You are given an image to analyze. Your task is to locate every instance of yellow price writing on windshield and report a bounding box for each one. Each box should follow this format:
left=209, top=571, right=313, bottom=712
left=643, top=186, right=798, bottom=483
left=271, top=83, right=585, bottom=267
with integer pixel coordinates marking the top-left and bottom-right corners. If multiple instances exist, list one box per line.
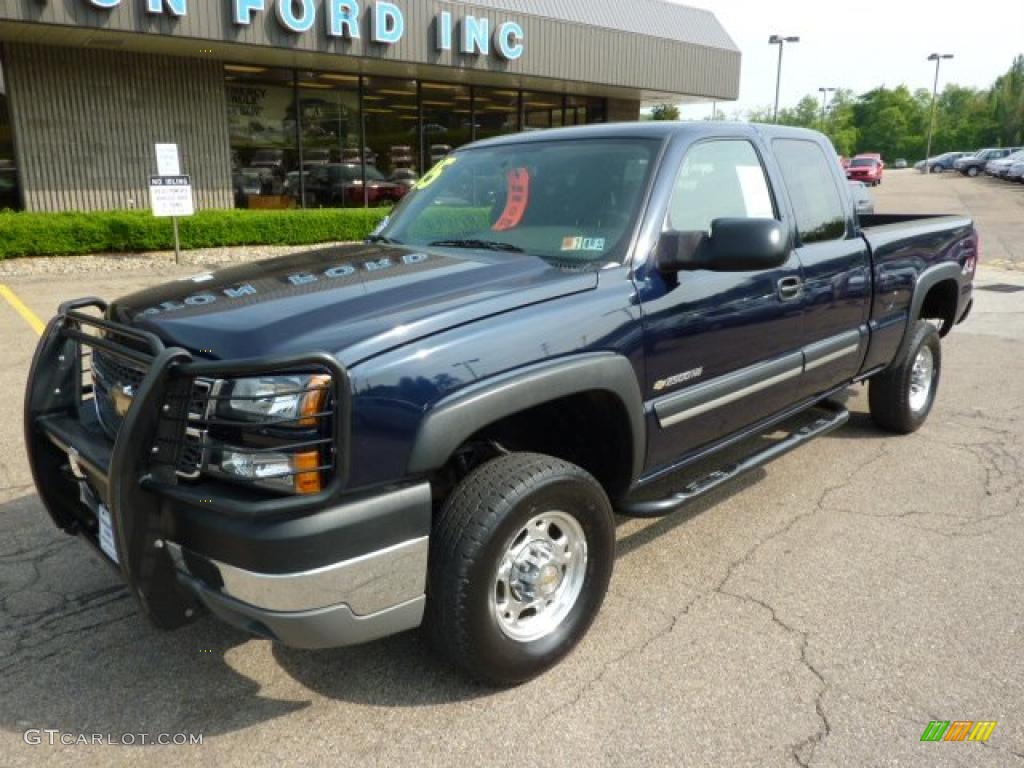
left=415, top=156, right=458, bottom=190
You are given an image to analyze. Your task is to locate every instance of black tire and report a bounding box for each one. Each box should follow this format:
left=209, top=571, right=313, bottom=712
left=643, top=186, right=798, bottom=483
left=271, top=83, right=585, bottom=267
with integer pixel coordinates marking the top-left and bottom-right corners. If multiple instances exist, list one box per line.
left=426, top=452, right=615, bottom=686
left=869, top=320, right=942, bottom=434
left=967, top=166, right=979, bottom=177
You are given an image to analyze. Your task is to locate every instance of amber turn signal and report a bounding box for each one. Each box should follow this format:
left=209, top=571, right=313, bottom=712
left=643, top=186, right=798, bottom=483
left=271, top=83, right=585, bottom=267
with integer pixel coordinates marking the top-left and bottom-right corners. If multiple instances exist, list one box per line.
left=293, top=450, right=322, bottom=495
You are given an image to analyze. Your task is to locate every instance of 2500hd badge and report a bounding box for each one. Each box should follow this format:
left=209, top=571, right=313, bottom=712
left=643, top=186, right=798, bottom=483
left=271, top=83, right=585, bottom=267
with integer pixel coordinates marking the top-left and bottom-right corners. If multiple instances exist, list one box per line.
left=25, top=123, right=976, bottom=685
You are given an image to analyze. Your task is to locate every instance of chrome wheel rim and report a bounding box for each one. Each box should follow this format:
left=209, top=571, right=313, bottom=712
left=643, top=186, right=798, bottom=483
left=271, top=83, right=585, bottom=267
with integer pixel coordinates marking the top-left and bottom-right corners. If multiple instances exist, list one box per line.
left=493, top=510, right=588, bottom=643
left=909, top=347, right=934, bottom=413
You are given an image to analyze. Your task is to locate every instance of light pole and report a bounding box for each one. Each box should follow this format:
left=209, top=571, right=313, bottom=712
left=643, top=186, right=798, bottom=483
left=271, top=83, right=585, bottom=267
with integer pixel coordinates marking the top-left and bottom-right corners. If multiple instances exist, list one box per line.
left=770, top=35, right=800, bottom=122
left=923, top=53, right=954, bottom=173
left=818, top=87, right=836, bottom=130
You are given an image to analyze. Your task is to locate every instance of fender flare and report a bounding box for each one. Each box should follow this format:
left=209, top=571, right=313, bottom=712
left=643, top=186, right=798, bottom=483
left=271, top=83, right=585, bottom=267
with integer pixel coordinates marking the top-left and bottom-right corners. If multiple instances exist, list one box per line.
left=407, top=352, right=647, bottom=481
left=898, top=261, right=964, bottom=353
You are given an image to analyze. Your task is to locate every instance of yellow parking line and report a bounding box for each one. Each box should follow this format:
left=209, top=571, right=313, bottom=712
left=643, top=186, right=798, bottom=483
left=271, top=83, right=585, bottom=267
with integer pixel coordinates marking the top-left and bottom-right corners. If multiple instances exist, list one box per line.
left=0, top=283, right=46, bottom=337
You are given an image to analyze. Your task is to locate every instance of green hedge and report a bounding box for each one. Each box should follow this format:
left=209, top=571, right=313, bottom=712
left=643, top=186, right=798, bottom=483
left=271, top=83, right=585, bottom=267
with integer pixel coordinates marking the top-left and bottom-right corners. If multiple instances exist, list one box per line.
left=0, top=208, right=391, bottom=259
left=404, top=207, right=492, bottom=242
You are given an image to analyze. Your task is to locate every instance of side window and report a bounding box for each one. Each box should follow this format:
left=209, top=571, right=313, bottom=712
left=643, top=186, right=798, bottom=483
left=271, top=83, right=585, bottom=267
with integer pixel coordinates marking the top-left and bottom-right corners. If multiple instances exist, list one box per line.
left=665, top=140, right=776, bottom=233
left=773, top=139, right=847, bottom=244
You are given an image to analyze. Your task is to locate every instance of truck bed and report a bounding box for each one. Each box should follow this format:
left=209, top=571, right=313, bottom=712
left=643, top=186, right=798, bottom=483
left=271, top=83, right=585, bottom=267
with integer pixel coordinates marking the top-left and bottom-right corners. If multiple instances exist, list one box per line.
left=859, top=213, right=975, bottom=262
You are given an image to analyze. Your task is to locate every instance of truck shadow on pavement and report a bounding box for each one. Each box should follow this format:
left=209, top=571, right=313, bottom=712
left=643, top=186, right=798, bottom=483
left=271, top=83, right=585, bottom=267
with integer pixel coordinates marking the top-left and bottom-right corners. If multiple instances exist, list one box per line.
left=272, top=470, right=768, bottom=702
left=0, top=406, right=889, bottom=736
left=0, top=490, right=493, bottom=745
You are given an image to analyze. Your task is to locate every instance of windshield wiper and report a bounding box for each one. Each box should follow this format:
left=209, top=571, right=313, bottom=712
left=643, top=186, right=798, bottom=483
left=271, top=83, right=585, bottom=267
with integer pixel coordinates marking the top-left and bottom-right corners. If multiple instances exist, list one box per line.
left=428, top=239, right=524, bottom=253
left=365, top=234, right=403, bottom=244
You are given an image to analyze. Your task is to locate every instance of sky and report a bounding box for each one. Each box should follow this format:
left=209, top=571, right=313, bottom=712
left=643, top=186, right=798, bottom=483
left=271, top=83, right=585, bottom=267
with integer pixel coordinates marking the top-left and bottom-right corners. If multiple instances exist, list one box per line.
left=676, top=0, right=1024, bottom=119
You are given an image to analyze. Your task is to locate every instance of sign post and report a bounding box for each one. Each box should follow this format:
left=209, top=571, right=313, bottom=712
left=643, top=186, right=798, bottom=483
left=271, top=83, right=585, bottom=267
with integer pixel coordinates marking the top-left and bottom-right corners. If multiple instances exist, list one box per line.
left=150, top=144, right=192, bottom=265
left=149, top=175, right=194, bottom=264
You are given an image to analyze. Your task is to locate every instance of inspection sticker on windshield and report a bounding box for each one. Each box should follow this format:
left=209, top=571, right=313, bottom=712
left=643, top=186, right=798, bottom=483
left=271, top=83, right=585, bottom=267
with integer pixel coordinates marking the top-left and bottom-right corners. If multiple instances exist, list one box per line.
left=561, top=236, right=606, bottom=252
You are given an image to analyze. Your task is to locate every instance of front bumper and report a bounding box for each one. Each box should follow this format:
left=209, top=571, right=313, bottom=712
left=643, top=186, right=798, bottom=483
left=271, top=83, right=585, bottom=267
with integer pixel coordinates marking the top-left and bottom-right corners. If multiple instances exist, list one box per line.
left=24, top=299, right=432, bottom=648
left=166, top=516, right=429, bottom=649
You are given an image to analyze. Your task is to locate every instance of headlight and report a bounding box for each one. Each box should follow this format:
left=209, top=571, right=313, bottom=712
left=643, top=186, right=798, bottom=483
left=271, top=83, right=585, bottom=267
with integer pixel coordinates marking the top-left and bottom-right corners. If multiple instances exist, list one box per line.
left=195, top=373, right=333, bottom=495
left=217, top=374, right=330, bottom=427
left=210, top=446, right=322, bottom=495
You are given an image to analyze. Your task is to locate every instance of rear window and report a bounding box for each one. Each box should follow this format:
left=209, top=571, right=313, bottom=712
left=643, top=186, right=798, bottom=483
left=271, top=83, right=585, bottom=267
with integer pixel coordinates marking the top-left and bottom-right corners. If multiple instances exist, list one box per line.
left=772, top=139, right=847, bottom=244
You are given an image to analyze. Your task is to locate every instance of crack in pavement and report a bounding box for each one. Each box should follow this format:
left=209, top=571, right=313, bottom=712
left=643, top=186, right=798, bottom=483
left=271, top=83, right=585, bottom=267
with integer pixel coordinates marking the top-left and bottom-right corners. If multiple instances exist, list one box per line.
left=549, top=442, right=902, bottom=761
left=546, top=597, right=694, bottom=721
left=717, top=589, right=831, bottom=768
left=821, top=427, right=1023, bottom=538
left=545, top=421, right=1023, bottom=760
left=706, top=444, right=893, bottom=767
left=546, top=443, right=897, bottom=759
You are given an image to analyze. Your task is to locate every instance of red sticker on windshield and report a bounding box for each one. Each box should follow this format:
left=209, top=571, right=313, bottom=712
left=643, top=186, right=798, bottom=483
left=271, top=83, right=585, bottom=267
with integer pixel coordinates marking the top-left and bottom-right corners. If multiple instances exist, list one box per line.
left=492, top=168, right=530, bottom=232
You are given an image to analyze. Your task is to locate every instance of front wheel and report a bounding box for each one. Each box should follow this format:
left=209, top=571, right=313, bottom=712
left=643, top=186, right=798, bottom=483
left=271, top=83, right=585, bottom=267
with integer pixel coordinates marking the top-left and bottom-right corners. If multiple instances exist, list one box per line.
left=868, top=320, right=942, bottom=434
left=426, top=453, right=615, bottom=686
left=966, top=166, right=979, bottom=177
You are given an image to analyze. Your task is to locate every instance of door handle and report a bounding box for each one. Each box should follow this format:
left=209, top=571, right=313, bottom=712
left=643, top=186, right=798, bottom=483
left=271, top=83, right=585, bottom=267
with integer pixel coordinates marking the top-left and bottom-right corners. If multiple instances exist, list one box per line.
left=777, top=277, right=803, bottom=301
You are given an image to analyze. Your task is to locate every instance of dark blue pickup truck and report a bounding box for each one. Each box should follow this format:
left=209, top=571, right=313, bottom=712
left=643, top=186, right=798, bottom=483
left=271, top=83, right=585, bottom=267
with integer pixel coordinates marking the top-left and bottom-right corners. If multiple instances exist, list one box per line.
left=25, top=123, right=977, bottom=684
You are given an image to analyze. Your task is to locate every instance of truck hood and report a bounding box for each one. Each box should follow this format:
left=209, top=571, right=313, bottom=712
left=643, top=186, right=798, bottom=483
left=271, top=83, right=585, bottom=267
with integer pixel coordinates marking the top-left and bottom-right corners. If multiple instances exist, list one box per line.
left=110, top=243, right=597, bottom=366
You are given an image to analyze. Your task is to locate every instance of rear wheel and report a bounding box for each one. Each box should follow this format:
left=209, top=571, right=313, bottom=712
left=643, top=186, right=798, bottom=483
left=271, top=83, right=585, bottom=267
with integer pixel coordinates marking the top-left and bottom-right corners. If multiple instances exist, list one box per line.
left=966, top=166, right=979, bottom=177
left=869, top=321, right=941, bottom=434
left=426, top=452, right=615, bottom=686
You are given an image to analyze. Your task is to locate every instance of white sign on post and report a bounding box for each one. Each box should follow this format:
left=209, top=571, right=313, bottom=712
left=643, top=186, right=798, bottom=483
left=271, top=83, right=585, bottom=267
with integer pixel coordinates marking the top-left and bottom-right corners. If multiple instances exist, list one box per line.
left=155, top=143, right=181, bottom=177
left=149, top=175, right=194, bottom=217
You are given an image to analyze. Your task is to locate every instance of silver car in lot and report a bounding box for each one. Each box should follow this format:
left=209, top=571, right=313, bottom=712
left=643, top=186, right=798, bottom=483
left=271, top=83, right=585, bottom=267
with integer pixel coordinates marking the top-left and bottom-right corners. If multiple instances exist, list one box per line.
left=847, top=180, right=875, bottom=215
left=986, top=150, right=1024, bottom=178
left=1007, top=161, right=1024, bottom=182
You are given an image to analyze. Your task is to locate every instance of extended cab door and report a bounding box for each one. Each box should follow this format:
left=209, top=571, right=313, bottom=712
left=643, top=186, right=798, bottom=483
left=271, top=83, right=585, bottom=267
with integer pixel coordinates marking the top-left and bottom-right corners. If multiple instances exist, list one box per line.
left=771, top=138, right=871, bottom=399
left=636, top=136, right=805, bottom=471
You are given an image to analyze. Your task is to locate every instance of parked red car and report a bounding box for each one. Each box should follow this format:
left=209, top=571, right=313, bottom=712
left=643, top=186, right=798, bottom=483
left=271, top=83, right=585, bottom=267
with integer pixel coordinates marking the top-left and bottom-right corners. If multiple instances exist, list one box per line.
left=305, top=163, right=408, bottom=207
left=846, top=156, right=884, bottom=186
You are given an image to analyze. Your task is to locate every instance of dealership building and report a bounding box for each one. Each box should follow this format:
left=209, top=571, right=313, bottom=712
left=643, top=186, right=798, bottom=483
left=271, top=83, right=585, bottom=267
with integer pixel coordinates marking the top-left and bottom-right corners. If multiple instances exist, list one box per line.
left=0, top=0, right=739, bottom=212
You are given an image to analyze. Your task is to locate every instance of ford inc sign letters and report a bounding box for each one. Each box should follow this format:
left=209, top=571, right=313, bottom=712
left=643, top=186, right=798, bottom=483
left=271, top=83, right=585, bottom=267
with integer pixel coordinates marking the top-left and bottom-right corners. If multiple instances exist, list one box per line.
left=79, top=0, right=526, bottom=60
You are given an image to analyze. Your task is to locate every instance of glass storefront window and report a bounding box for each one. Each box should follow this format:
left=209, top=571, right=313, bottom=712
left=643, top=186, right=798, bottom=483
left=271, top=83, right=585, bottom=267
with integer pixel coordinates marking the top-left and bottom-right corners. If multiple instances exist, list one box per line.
left=566, top=95, right=607, bottom=126
left=0, top=50, right=22, bottom=210
left=420, top=82, right=472, bottom=173
left=359, top=77, right=418, bottom=207
left=225, top=66, right=298, bottom=209
left=474, top=87, right=520, bottom=142
left=363, top=77, right=416, bottom=172
left=223, top=65, right=610, bottom=209
left=523, top=92, right=564, bottom=131
left=296, top=71, right=361, bottom=208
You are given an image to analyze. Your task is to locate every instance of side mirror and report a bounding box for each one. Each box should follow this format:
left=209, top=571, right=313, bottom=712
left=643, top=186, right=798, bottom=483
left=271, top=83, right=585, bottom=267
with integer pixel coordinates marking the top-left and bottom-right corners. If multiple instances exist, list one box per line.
left=657, top=218, right=790, bottom=273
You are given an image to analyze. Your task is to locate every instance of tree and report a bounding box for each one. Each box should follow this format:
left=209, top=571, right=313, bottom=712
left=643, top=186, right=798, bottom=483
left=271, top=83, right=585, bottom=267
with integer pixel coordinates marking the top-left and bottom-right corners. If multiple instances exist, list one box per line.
left=777, top=95, right=821, bottom=129
left=745, top=106, right=775, bottom=124
left=650, top=103, right=681, bottom=121
left=991, top=55, right=1024, bottom=146
left=735, top=55, right=1022, bottom=160
left=823, top=88, right=858, bottom=156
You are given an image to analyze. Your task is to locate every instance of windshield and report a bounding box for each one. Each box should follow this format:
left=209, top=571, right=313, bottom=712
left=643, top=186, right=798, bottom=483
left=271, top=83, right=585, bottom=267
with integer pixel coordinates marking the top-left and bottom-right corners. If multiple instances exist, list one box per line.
left=378, top=139, right=660, bottom=266
left=850, top=158, right=877, bottom=168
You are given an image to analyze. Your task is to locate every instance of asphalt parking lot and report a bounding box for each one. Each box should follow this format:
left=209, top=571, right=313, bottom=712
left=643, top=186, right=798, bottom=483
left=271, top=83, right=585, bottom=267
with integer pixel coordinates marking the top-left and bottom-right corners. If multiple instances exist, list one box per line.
left=1, top=171, right=1022, bottom=767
